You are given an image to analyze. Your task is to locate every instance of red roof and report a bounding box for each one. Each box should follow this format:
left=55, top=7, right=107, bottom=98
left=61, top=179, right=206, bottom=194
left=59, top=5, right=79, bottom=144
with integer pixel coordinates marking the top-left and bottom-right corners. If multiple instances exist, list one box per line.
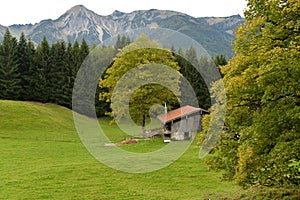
left=157, top=105, right=205, bottom=124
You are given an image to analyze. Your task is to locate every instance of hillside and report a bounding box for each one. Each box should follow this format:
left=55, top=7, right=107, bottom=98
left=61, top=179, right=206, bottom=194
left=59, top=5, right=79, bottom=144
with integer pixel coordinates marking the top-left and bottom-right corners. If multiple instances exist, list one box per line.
left=0, top=5, right=244, bottom=57
left=0, top=100, right=78, bottom=141
left=1, top=101, right=298, bottom=199
left=0, top=100, right=242, bottom=199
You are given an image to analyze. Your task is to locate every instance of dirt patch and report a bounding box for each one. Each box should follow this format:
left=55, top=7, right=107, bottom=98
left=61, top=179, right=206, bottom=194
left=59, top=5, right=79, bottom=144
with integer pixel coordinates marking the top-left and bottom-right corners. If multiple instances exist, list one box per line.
left=104, top=139, right=138, bottom=147
left=118, top=139, right=138, bottom=145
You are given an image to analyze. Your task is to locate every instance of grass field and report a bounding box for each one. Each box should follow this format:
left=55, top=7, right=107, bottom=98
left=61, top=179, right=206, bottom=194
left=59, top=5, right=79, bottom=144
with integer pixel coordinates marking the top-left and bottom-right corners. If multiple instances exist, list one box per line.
left=3, top=100, right=292, bottom=199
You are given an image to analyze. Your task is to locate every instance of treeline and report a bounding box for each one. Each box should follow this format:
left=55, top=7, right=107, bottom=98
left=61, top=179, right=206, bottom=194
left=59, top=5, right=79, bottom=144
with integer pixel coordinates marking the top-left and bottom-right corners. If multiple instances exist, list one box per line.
left=0, top=29, right=89, bottom=108
left=0, top=28, right=225, bottom=116
left=176, top=47, right=226, bottom=109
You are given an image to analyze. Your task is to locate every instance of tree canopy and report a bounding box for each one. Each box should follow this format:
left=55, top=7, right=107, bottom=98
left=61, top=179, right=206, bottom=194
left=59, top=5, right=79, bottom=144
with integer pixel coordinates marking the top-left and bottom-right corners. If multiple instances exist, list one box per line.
left=99, top=35, right=181, bottom=131
left=204, top=0, right=300, bottom=187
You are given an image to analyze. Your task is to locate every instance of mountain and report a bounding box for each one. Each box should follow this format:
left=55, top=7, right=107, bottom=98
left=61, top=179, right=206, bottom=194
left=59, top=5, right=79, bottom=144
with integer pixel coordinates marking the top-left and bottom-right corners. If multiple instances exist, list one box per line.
left=2, top=5, right=244, bottom=57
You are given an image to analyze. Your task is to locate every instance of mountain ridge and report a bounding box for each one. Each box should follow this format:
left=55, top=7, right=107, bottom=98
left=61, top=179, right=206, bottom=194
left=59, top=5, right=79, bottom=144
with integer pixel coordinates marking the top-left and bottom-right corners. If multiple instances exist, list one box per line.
left=0, top=5, right=244, bottom=57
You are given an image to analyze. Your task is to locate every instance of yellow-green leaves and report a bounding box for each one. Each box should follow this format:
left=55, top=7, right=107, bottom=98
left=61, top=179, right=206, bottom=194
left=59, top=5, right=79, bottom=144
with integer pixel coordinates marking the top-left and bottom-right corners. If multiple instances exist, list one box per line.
left=207, top=0, right=300, bottom=187
left=99, top=35, right=181, bottom=129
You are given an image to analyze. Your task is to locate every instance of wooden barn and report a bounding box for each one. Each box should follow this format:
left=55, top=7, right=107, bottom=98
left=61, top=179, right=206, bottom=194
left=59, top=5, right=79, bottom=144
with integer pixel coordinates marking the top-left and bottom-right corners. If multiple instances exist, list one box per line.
left=157, top=105, right=208, bottom=141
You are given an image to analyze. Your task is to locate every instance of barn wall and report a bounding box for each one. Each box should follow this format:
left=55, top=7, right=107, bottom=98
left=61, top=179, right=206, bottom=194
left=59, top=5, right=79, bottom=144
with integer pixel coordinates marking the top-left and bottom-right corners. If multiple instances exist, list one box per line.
left=170, top=114, right=201, bottom=140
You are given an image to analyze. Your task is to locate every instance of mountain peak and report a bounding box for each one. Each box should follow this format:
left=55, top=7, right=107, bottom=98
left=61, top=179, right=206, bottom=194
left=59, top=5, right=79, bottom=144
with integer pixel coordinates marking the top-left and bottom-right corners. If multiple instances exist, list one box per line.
left=3, top=6, right=244, bottom=58
left=112, top=10, right=125, bottom=16
left=69, top=5, right=87, bottom=11
left=66, top=5, right=93, bottom=16
left=59, top=4, right=100, bottom=23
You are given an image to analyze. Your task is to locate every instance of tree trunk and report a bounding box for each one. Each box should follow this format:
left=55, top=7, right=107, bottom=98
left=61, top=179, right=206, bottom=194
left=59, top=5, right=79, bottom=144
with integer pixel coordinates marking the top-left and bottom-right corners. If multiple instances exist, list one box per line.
left=141, top=114, right=146, bottom=134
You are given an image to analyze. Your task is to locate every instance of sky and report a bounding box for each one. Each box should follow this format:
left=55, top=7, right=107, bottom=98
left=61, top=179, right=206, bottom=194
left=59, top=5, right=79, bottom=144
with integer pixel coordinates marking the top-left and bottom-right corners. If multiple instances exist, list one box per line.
left=0, top=0, right=248, bottom=26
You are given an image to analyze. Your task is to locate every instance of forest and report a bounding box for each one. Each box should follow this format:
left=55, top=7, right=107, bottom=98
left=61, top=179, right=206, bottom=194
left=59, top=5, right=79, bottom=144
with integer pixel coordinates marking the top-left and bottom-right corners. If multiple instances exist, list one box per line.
left=0, top=30, right=222, bottom=117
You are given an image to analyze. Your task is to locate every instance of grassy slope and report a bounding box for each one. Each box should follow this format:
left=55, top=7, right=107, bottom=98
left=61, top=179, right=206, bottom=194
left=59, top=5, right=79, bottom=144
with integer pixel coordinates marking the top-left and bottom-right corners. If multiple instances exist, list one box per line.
left=0, top=100, right=243, bottom=199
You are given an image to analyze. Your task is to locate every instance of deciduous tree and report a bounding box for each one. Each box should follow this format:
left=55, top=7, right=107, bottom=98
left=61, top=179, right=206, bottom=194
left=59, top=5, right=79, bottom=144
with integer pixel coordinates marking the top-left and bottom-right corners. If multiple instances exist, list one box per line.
left=205, top=0, right=300, bottom=187
left=100, top=35, right=181, bottom=132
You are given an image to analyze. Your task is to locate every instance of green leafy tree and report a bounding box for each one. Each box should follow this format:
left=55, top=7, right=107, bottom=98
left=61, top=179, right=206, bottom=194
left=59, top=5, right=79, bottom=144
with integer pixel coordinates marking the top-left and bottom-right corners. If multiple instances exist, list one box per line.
left=0, top=29, right=21, bottom=99
left=100, top=35, right=181, bottom=132
left=95, top=36, right=131, bottom=117
left=94, top=46, right=115, bottom=117
left=205, top=0, right=300, bottom=187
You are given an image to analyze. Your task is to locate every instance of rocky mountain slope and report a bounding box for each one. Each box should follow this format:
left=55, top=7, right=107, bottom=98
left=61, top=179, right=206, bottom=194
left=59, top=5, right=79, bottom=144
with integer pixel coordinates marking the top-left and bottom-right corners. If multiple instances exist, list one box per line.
left=1, top=5, right=244, bottom=57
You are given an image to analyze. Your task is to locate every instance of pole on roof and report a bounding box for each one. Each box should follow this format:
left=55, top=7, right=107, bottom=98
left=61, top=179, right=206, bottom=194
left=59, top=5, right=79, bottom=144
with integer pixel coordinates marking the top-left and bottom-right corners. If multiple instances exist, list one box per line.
left=164, top=102, right=167, bottom=114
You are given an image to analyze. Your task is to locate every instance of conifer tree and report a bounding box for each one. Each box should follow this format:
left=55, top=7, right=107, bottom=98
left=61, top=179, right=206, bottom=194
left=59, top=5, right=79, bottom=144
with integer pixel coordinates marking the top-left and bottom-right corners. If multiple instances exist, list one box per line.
left=176, top=46, right=211, bottom=109
left=48, top=41, right=67, bottom=105
left=17, top=32, right=33, bottom=100
left=115, top=34, right=131, bottom=53
left=32, top=37, right=50, bottom=102
left=80, top=38, right=89, bottom=63
left=63, top=42, right=75, bottom=108
left=0, top=29, right=21, bottom=99
left=25, top=39, right=36, bottom=101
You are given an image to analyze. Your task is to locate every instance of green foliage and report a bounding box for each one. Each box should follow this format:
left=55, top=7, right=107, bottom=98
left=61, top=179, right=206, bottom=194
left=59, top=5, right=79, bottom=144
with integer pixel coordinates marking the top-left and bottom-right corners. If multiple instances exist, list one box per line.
left=175, top=46, right=211, bottom=109
left=100, top=35, right=181, bottom=129
left=214, top=54, right=227, bottom=77
left=0, top=29, right=21, bottom=99
left=205, top=0, right=300, bottom=187
left=72, top=45, right=115, bottom=117
left=214, top=54, right=227, bottom=67
left=17, top=33, right=35, bottom=100
left=32, top=37, right=50, bottom=102
left=80, top=38, right=89, bottom=61
left=198, top=114, right=210, bottom=144
left=0, top=33, right=95, bottom=109
left=0, top=31, right=134, bottom=116
left=114, top=34, right=131, bottom=52
left=48, top=41, right=67, bottom=104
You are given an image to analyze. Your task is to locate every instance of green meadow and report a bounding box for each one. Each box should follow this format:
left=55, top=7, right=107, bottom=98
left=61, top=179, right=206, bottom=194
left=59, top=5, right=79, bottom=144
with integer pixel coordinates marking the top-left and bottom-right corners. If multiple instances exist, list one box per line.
left=5, top=100, right=295, bottom=199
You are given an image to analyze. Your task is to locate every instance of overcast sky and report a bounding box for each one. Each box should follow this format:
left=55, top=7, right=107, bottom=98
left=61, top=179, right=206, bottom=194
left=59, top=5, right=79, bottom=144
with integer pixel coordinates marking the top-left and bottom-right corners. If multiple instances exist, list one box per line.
left=0, top=0, right=248, bottom=26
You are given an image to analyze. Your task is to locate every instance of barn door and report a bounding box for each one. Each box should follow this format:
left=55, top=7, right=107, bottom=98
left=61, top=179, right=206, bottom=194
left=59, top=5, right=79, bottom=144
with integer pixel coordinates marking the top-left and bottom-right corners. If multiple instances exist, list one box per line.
left=184, top=132, right=190, bottom=140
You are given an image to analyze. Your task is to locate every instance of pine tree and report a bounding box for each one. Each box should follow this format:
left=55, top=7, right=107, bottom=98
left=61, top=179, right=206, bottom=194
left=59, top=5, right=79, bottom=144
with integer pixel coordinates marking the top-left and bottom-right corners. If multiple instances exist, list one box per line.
left=114, top=34, right=131, bottom=53
left=176, top=46, right=211, bottom=109
left=214, top=54, right=227, bottom=67
left=72, top=40, right=81, bottom=72
left=80, top=38, right=89, bottom=63
left=214, top=54, right=227, bottom=77
left=0, top=29, right=21, bottom=99
left=64, top=42, right=75, bottom=108
left=32, top=37, right=50, bottom=102
left=25, top=39, right=36, bottom=101
left=48, top=41, right=67, bottom=105
left=17, top=32, right=33, bottom=100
